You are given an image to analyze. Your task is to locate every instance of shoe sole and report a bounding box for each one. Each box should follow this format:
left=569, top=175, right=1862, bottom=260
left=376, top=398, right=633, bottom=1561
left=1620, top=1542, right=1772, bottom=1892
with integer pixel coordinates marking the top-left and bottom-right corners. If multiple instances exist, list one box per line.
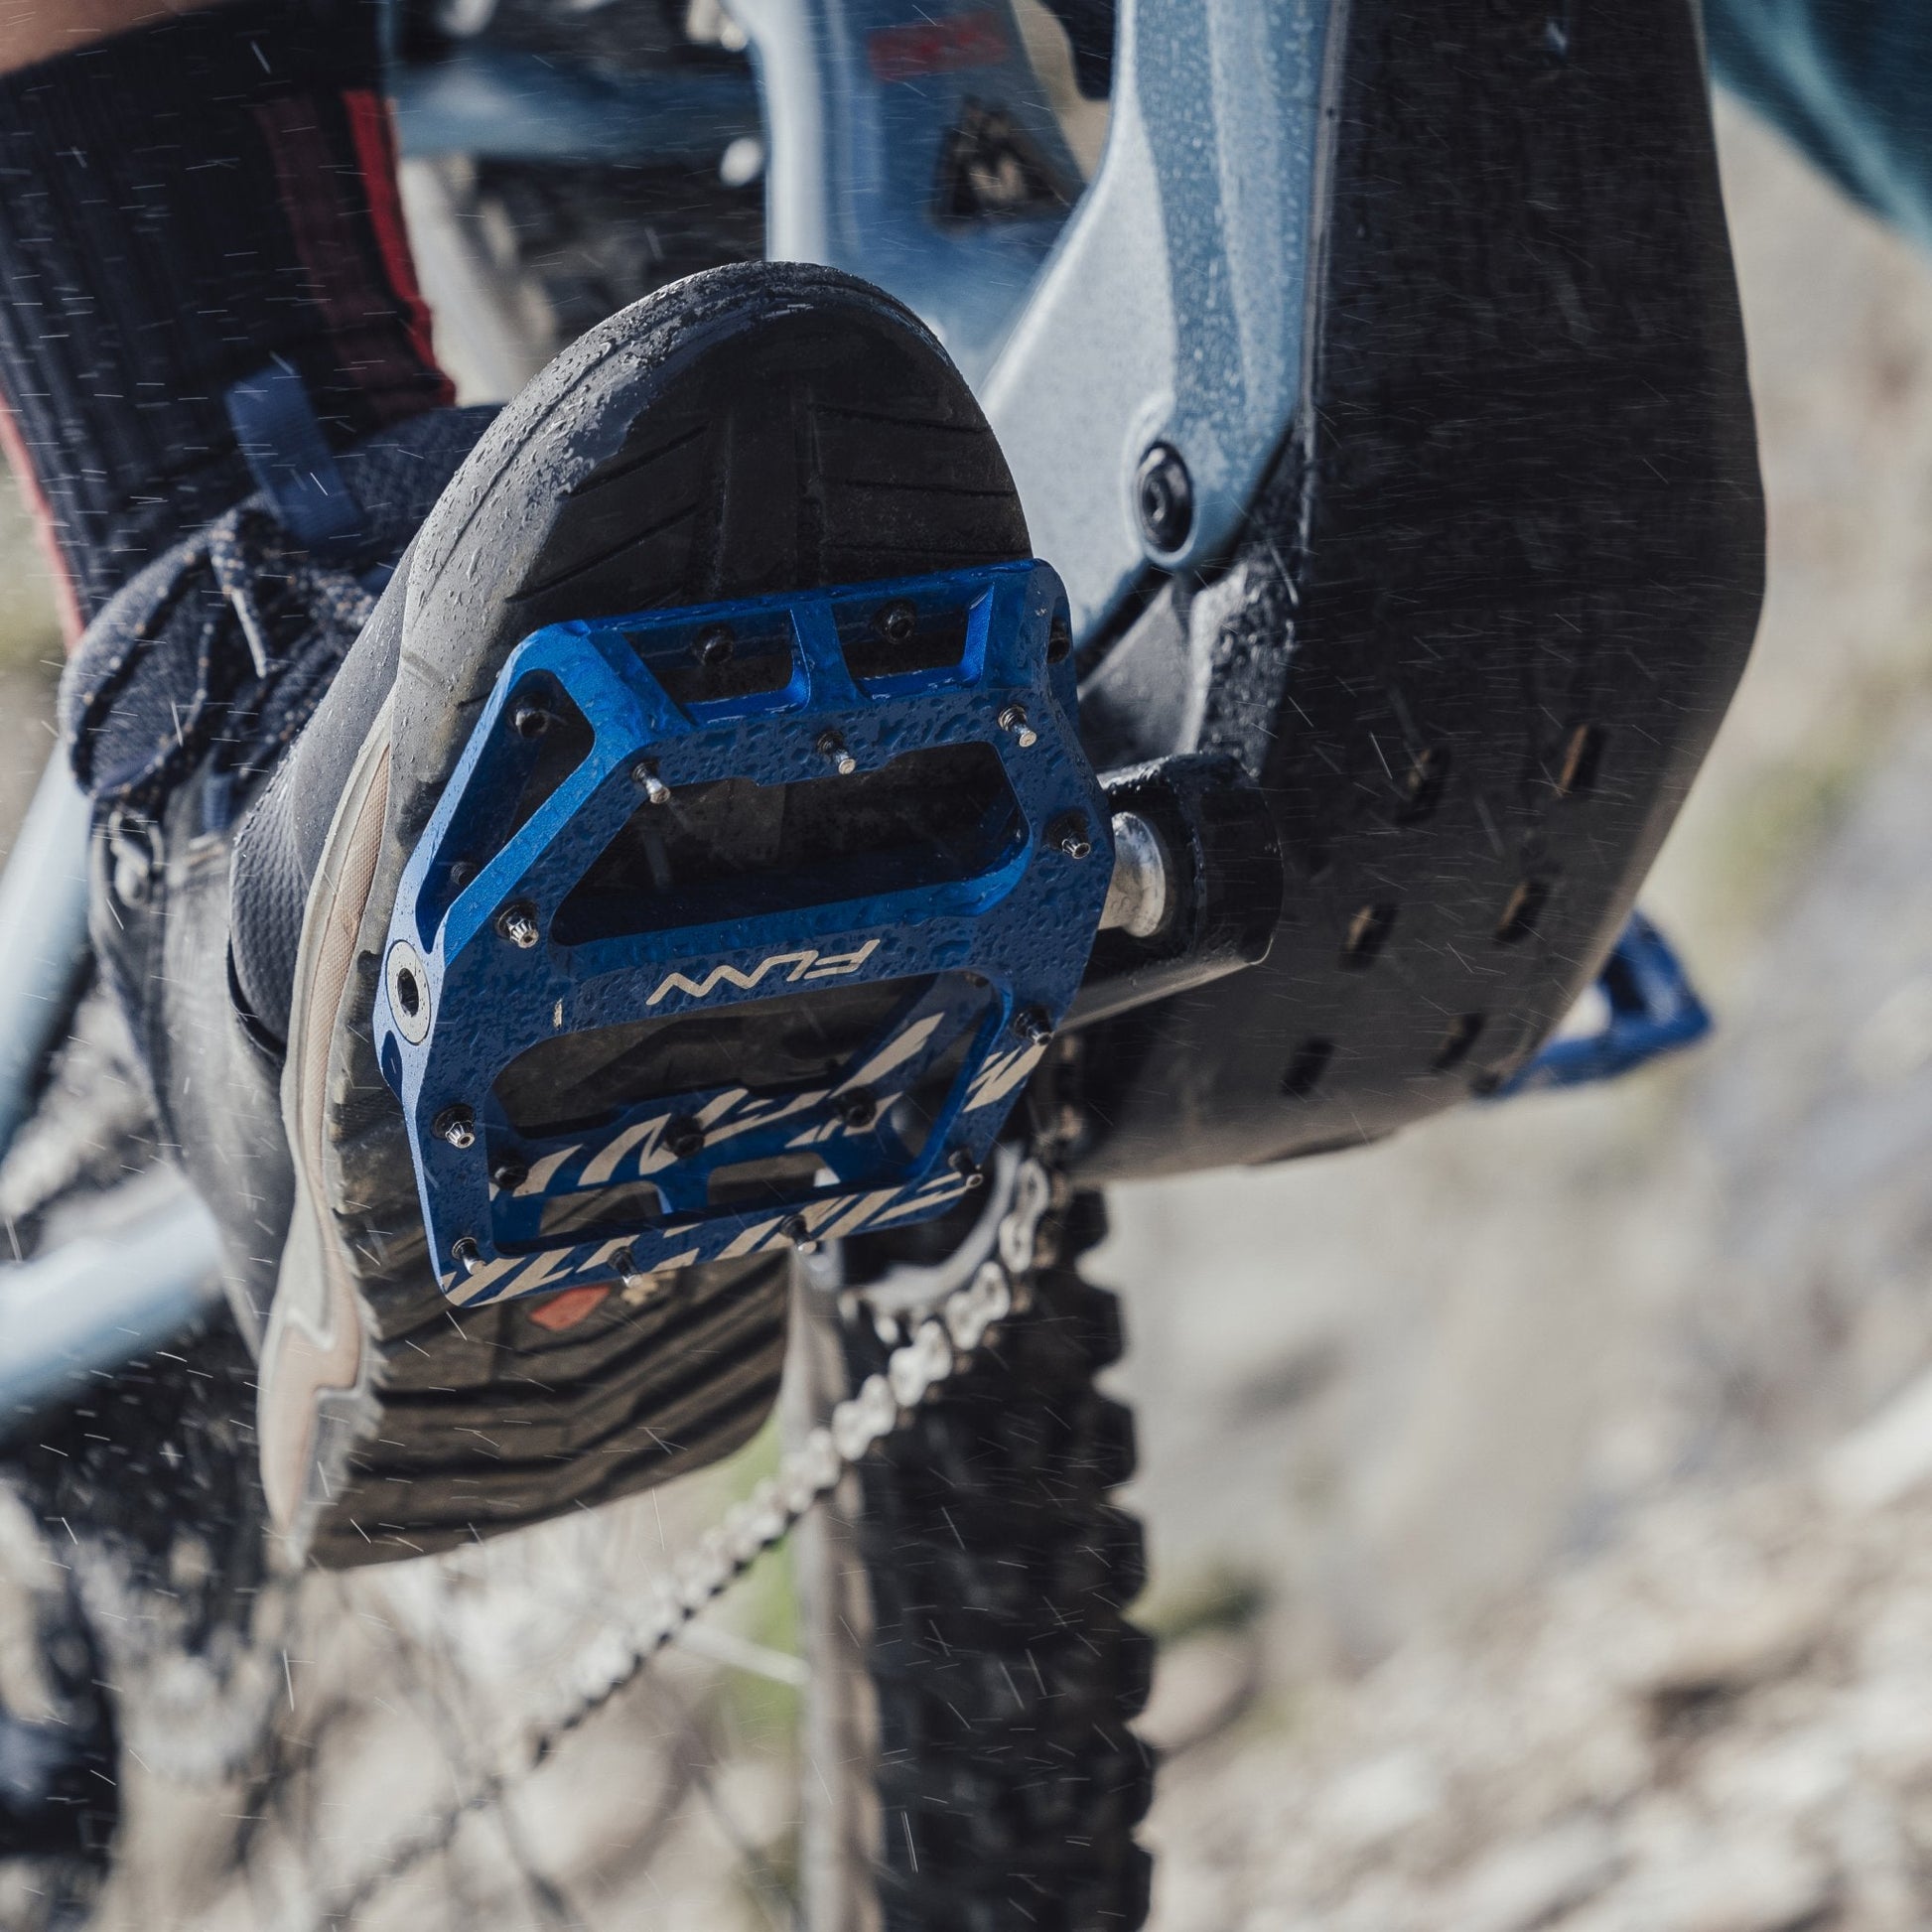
left=260, top=263, right=1031, bottom=1567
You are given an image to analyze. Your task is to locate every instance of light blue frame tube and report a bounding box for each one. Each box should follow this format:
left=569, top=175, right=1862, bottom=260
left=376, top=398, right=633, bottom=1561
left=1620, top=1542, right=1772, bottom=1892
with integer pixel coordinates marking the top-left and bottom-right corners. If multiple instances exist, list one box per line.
left=0, top=752, right=224, bottom=1438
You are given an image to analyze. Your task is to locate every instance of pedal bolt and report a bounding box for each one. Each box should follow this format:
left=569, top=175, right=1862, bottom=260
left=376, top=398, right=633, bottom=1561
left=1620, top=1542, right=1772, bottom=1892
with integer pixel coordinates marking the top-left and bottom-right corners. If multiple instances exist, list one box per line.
left=1015, top=1006, right=1052, bottom=1047
left=816, top=730, right=857, bottom=775
left=947, top=1149, right=986, bottom=1189
left=496, top=901, right=542, bottom=949
left=780, top=1213, right=818, bottom=1252
left=490, top=1157, right=528, bottom=1191
left=998, top=703, right=1038, bottom=749
left=1135, top=441, right=1194, bottom=555
left=510, top=701, right=552, bottom=740
left=694, top=623, right=734, bottom=667
left=836, top=1088, right=877, bottom=1130
left=629, top=758, right=673, bottom=806
left=875, top=599, right=916, bottom=644
left=1049, top=813, right=1093, bottom=860
left=666, top=1114, right=706, bottom=1161
left=435, top=1105, right=477, bottom=1151
left=451, top=1236, right=480, bottom=1275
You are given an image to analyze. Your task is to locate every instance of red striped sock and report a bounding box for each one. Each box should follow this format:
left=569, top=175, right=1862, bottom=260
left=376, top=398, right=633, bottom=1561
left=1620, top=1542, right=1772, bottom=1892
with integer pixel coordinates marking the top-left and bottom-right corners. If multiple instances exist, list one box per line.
left=0, top=0, right=453, bottom=638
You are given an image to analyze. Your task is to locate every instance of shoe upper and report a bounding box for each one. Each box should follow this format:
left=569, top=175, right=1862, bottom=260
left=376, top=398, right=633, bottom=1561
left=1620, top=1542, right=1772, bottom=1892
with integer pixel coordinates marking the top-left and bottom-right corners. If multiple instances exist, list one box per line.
left=61, top=404, right=494, bottom=1345
left=61, top=403, right=495, bottom=830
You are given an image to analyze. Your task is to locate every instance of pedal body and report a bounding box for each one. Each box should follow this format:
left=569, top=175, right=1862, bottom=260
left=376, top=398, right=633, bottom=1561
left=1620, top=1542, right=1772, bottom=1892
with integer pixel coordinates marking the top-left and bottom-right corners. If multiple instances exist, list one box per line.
left=375, top=561, right=1110, bottom=1307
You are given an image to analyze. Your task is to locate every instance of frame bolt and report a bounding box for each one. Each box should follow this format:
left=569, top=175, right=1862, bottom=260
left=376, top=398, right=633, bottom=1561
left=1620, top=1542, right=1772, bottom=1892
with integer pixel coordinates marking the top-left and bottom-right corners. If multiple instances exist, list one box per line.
left=496, top=901, right=542, bottom=949
left=836, top=1087, right=878, bottom=1130
left=435, top=1105, right=477, bottom=1151
left=490, top=1156, right=528, bottom=1191
left=665, top=1115, right=706, bottom=1162
left=694, top=623, right=734, bottom=667
left=510, top=701, right=552, bottom=740
left=1049, top=814, right=1094, bottom=861
left=947, top=1149, right=986, bottom=1189
left=1015, top=1007, right=1052, bottom=1048
left=998, top=703, right=1038, bottom=748
left=631, top=759, right=672, bottom=806
left=816, top=731, right=858, bottom=775
left=1135, top=441, right=1194, bottom=555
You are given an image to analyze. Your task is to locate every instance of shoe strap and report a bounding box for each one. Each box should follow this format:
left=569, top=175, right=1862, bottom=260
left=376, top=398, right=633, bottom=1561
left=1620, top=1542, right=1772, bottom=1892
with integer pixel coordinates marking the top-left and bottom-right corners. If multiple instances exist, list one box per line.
left=223, top=364, right=369, bottom=567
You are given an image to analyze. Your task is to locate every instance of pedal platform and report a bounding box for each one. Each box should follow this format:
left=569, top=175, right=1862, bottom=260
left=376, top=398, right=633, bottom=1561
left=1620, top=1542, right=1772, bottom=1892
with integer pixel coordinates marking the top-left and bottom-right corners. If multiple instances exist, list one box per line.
left=374, top=561, right=1113, bottom=1308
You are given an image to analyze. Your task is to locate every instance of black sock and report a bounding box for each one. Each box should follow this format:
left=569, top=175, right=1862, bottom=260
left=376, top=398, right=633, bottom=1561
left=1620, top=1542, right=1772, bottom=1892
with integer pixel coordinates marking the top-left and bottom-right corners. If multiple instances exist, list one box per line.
left=0, top=0, right=452, bottom=637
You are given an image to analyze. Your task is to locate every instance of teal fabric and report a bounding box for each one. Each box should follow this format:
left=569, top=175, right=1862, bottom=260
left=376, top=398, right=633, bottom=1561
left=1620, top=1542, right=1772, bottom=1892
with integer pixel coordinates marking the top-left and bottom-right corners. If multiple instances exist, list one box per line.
left=1705, top=0, right=1932, bottom=249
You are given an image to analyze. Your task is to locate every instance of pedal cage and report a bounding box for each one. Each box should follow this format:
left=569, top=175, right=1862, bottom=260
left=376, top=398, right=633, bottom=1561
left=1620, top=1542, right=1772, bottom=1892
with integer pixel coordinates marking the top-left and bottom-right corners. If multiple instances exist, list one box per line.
left=374, top=561, right=1112, bottom=1307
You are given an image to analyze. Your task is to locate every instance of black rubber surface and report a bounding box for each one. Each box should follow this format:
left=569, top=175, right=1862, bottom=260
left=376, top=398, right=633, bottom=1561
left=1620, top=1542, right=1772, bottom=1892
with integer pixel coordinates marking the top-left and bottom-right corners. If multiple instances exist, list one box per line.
left=843, top=1193, right=1155, bottom=1932
left=305, top=264, right=1034, bottom=1563
left=1073, top=0, right=1764, bottom=1177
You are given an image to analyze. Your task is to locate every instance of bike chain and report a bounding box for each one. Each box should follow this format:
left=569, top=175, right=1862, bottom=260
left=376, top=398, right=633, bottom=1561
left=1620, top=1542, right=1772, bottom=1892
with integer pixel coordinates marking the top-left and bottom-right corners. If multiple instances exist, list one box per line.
left=310, top=1155, right=1063, bottom=1926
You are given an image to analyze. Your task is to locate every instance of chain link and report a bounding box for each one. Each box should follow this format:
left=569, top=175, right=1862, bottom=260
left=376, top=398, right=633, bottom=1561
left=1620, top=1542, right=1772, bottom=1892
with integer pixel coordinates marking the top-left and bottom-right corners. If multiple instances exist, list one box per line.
left=523, top=1154, right=1052, bottom=1747
left=309, top=1154, right=1061, bottom=1926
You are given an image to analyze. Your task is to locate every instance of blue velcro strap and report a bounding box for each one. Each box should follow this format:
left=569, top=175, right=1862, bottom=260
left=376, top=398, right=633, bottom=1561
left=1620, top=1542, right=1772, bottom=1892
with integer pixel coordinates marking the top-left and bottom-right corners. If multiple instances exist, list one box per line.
left=223, top=364, right=368, bottom=563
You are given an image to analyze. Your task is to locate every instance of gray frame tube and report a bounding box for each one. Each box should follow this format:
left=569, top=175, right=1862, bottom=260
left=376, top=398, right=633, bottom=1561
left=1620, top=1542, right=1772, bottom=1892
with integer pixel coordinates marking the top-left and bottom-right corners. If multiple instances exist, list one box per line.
left=0, top=752, right=92, bottom=1163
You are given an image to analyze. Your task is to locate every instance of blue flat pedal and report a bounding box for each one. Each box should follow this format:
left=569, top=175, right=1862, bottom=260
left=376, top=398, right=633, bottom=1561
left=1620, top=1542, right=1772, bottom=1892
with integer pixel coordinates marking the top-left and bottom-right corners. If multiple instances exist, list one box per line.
left=374, top=560, right=1111, bottom=1307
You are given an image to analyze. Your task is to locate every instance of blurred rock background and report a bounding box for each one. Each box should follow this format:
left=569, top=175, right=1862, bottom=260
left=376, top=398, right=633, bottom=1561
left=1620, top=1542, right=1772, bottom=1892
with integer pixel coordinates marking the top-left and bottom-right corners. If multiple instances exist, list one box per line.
left=5, top=86, right=1932, bottom=1932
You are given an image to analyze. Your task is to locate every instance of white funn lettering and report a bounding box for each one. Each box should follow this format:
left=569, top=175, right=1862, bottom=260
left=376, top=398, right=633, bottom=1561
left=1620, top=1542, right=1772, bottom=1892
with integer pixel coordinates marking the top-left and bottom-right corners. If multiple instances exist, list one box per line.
left=646, top=939, right=880, bottom=1007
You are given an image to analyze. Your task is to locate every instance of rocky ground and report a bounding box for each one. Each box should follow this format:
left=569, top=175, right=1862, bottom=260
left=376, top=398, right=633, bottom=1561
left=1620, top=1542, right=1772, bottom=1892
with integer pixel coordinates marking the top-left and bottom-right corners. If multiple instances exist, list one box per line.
left=4, top=83, right=1932, bottom=1932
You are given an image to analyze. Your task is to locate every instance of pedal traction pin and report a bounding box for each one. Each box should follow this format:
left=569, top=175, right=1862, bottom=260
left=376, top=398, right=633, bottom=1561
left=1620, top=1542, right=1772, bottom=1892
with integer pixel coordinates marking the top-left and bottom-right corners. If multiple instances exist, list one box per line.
left=816, top=730, right=857, bottom=775
left=435, top=1105, right=476, bottom=1151
left=496, top=901, right=541, bottom=949
left=1049, top=812, right=1093, bottom=861
left=998, top=702, right=1038, bottom=749
left=630, top=759, right=672, bottom=806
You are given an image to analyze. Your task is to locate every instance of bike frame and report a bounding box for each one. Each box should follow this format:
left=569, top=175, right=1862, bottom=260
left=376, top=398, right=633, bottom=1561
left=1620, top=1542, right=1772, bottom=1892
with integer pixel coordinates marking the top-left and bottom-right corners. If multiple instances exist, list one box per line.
left=0, top=0, right=1710, bottom=1432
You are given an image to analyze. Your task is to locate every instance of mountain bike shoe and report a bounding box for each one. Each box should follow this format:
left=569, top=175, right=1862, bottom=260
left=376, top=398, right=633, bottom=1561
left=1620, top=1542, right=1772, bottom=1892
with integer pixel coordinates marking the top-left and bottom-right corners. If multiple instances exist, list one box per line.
left=233, top=264, right=1052, bottom=1566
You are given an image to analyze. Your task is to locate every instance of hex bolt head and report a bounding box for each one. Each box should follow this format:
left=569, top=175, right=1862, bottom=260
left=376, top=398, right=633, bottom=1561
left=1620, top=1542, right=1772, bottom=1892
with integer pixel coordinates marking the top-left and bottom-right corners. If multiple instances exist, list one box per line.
left=496, top=901, right=542, bottom=949
left=947, top=1149, right=986, bottom=1189
left=665, top=1115, right=706, bottom=1162
left=836, top=1088, right=877, bottom=1130
left=1015, top=1006, right=1053, bottom=1048
left=1049, top=813, right=1094, bottom=861
left=490, top=1157, right=528, bottom=1191
left=510, top=701, right=552, bottom=740
left=816, top=730, right=858, bottom=775
left=1136, top=441, right=1195, bottom=555
left=998, top=703, right=1038, bottom=749
left=630, top=759, right=672, bottom=806
left=451, top=1236, right=481, bottom=1274
left=434, top=1105, right=477, bottom=1151
left=694, top=623, right=734, bottom=667
left=875, top=599, right=916, bottom=644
